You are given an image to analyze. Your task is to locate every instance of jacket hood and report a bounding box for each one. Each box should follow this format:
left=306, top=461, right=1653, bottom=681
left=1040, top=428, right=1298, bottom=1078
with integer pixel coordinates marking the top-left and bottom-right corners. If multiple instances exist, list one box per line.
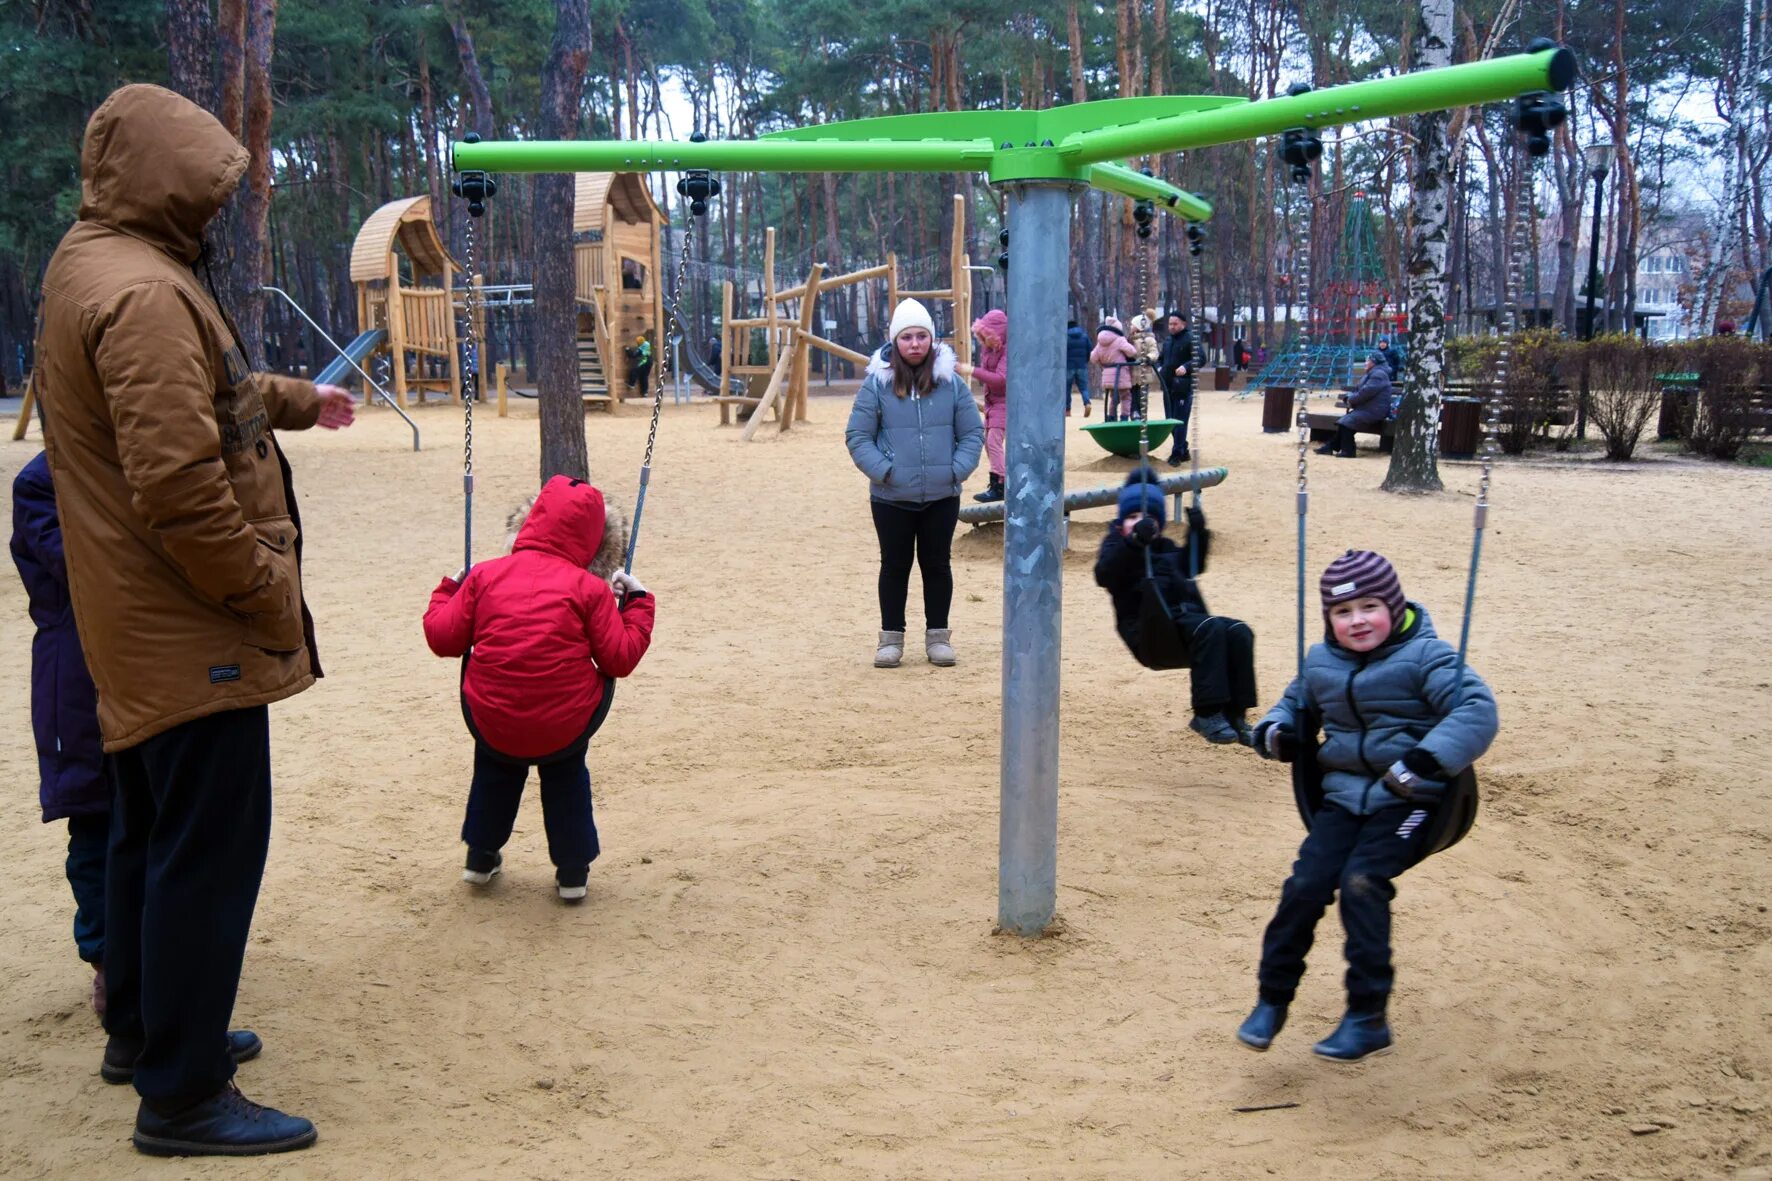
left=513, top=475, right=607, bottom=569
left=1097, top=326, right=1127, bottom=344
left=866, top=341, right=957, bottom=383
left=1323, top=600, right=1437, bottom=652
left=971, top=307, right=1008, bottom=342
left=78, top=84, right=250, bottom=264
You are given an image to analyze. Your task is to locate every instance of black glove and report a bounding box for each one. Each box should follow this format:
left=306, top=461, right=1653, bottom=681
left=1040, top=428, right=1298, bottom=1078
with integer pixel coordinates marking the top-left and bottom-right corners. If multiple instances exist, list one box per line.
left=1130, top=516, right=1161, bottom=546
left=1255, top=722, right=1298, bottom=763
left=1384, top=748, right=1449, bottom=803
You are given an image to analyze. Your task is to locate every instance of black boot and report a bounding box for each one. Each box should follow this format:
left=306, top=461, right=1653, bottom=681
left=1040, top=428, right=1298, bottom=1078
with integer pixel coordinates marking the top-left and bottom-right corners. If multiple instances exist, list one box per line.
left=974, top=474, right=1004, bottom=503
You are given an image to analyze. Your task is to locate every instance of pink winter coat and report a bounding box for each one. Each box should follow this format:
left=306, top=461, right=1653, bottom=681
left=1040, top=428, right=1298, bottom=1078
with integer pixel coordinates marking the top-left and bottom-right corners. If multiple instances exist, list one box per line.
left=971, top=308, right=1008, bottom=429
left=1091, top=326, right=1138, bottom=390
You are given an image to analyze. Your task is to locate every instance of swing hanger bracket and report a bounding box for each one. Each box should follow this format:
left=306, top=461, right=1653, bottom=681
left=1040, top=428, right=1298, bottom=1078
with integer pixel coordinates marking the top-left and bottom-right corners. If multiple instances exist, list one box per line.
left=451, top=133, right=498, bottom=218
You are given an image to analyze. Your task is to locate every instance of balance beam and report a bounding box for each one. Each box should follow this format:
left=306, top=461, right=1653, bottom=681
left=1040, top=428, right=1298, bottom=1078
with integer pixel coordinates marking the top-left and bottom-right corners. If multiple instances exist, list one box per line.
left=958, top=466, right=1229, bottom=527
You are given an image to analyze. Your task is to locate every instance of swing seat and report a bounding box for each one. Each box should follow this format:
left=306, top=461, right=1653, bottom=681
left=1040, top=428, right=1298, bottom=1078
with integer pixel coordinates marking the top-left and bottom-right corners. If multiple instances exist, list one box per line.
left=1131, top=577, right=1195, bottom=670
left=1289, top=710, right=1479, bottom=863
left=1080, top=418, right=1183, bottom=459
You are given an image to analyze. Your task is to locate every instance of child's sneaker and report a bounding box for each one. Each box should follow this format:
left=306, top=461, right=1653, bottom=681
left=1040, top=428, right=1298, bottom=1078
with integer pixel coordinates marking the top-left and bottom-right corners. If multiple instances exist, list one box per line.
left=1189, top=712, right=1240, bottom=744
left=556, top=865, right=589, bottom=904
left=462, top=848, right=503, bottom=885
left=1236, top=1000, right=1288, bottom=1051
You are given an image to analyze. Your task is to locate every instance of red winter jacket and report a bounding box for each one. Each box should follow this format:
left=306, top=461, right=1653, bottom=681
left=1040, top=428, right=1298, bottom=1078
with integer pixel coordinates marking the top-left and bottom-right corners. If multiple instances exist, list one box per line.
left=423, top=476, right=655, bottom=759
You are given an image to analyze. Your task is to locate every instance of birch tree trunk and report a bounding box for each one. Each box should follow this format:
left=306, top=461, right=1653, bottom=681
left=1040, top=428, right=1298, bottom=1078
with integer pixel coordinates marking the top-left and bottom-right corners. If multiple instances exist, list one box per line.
left=535, top=0, right=593, bottom=483
left=1383, top=0, right=1453, bottom=493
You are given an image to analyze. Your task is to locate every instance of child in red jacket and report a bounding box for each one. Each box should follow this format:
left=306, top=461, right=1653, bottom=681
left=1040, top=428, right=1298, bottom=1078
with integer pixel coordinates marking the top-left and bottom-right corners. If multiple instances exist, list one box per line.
left=423, top=476, right=655, bottom=902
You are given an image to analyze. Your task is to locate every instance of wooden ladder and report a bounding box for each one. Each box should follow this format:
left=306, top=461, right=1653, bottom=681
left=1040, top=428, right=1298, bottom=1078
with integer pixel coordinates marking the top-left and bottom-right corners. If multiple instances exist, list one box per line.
left=577, top=330, right=612, bottom=409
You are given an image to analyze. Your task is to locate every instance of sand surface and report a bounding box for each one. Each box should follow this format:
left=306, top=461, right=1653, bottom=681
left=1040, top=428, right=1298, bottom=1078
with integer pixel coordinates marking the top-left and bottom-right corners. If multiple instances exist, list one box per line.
left=1, top=388, right=1767, bottom=1179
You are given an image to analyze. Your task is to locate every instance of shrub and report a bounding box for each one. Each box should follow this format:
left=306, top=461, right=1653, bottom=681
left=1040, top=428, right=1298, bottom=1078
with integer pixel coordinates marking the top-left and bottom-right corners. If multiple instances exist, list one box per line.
left=1493, top=328, right=1572, bottom=456
left=1686, top=337, right=1765, bottom=461
left=1581, top=335, right=1661, bottom=460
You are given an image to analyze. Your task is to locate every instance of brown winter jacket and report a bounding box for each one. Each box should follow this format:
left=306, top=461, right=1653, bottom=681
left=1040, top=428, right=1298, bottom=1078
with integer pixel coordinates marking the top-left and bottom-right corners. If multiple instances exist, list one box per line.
left=36, top=84, right=324, bottom=752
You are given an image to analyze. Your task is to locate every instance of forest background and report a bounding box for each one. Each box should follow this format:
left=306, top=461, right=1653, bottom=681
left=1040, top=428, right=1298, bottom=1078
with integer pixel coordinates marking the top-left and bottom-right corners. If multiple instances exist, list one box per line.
left=1, top=0, right=1767, bottom=392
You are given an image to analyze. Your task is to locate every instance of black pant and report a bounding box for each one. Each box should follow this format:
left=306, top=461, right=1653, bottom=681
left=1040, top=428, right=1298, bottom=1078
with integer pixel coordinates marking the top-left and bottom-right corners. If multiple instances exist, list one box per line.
left=1162, top=378, right=1194, bottom=454
left=462, top=742, right=600, bottom=871
left=105, top=706, right=272, bottom=1108
left=871, top=496, right=960, bottom=631
left=66, top=812, right=109, bottom=965
left=1257, top=802, right=1421, bottom=1012
left=1180, top=614, right=1257, bottom=714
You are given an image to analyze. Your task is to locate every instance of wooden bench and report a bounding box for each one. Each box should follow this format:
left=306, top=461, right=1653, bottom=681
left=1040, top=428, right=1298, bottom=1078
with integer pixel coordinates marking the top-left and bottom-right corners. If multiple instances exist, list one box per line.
left=1443, top=381, right=1576, bottom=427
left=1304, top=411, right=1396, bottom=453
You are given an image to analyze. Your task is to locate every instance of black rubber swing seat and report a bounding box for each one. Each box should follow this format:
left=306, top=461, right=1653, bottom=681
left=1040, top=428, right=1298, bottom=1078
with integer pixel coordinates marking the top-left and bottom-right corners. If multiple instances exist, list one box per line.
left=1288, top=708, right=1479, bottom=864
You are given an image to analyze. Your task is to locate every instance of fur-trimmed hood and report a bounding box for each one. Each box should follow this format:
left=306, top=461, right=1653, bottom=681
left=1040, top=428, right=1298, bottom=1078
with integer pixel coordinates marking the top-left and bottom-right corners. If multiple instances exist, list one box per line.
left=505, top=484, right=629, bottom=578
left=865, top=340, right=958, bottom=385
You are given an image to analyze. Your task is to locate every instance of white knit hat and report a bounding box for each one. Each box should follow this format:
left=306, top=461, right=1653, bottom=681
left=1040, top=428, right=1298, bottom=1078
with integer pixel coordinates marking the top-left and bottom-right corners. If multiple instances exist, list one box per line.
left=887, top=298, right=935, bottom=344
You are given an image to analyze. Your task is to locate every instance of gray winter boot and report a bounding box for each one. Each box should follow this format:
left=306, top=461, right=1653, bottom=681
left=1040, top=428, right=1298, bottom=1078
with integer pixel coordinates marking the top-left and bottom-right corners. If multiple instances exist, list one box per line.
left=925, top=628, right=957, bottom=666
left=874, top=630, right=905, bottom=668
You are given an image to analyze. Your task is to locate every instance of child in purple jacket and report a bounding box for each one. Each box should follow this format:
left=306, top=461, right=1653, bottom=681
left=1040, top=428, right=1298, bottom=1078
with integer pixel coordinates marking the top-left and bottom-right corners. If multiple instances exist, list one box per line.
left=11, top=450, right=108, bottom=1017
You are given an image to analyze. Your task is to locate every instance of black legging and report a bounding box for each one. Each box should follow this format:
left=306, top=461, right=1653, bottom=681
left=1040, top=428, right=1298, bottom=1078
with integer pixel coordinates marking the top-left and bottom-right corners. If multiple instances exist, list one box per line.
left=871, top=496, right=960, bottom=631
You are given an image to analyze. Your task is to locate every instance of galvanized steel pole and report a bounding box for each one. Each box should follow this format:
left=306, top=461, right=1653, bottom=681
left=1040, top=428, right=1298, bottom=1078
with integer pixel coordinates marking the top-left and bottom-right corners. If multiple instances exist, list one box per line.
left=998, top=181, right=1077, bottom=937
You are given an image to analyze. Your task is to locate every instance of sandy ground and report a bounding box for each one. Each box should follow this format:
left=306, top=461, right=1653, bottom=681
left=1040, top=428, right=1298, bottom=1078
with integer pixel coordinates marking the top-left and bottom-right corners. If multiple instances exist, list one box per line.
left=0, top=387, right=1768, bottom=1180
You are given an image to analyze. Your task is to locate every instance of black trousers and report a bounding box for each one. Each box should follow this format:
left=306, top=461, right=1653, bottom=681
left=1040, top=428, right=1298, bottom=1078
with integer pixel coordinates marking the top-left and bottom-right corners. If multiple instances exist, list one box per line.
left=105, top=706, right=272, bottom=1108
left=462, top=741, right=600, bottom=871
left=871, top=496, right=960, bottom=631
left=1257, top=802, right=1422, bottom=1012
left=1180, top=614, right=1257, bottom=714
left=1162, top=378, right=1194, bottom=454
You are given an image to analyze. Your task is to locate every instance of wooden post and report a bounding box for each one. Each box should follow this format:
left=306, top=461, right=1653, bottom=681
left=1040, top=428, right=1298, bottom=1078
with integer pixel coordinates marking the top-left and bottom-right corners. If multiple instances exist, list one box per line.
left=497, top=362, right=509, bottom=417
left=740, top=346, right=797, bottom=442
left=764, top=228, right=779, bottom=384
left=445, top=268, right=467, bottom=404
left=11, top=374, right=34, bottom=441
left=789, top=263, right=825, bottom=426
left=385, top=253, right=410, bottom=409
left=887, top=251, right=900, bottom=321
left=950, top=194, right=971, bottom=363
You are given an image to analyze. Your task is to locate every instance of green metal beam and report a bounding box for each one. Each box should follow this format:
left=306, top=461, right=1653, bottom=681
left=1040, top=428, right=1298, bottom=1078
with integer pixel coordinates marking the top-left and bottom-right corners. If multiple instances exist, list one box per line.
left=449, top=45, right=1574, bottom=219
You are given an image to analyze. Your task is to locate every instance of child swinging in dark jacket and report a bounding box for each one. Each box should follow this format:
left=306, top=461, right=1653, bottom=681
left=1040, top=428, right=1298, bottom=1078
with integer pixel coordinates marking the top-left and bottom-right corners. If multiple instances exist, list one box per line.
left=1093, top=468, right=1258, bottom=745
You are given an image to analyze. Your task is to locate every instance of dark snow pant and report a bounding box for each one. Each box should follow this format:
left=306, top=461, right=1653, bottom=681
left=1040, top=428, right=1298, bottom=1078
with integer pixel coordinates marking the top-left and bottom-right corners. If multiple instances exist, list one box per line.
left=1179, top=614, right=1257, bottom=715
left=871, top=496, right=960, bottom=631
left=105, top=706, right=272, bottom=1111
left=66, top=812, right=109, bottom=965
left=462, top=741, right=600, bottom=872
left=1257, top=802, right=1421, bottom=1013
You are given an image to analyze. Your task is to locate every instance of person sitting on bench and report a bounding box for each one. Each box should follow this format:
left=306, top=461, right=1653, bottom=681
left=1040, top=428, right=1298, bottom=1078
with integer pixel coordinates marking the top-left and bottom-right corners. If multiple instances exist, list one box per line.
left=1318, top=352, right=1393, bottom=458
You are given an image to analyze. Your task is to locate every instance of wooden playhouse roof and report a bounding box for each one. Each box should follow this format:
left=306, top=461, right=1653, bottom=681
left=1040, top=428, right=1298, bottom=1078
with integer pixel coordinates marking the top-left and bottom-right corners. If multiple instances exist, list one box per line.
left=573, top=173, right=664, bottom=234
left=349, top=196, right=459, bottom=283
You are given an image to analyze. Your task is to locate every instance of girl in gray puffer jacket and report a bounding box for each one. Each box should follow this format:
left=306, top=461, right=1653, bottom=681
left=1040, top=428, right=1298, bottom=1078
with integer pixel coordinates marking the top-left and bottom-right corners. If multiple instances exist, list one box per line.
left=846, top=299, right=986, bottom=669
left=1238, top=550, right=1498, bottom=1065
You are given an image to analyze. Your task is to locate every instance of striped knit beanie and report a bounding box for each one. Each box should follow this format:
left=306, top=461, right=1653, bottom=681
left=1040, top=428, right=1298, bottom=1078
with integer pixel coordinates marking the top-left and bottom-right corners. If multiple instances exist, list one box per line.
left=1320, top=550, right=1405, bottom=626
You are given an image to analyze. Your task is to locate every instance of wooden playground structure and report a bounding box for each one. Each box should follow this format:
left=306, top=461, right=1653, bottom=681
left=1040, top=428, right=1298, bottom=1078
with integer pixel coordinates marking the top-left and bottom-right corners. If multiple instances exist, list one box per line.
left=716, top=195, right=975, bottom=441
left=571, top=171, right=667, bottom=408
left=347, top=195, right=463, bottom=407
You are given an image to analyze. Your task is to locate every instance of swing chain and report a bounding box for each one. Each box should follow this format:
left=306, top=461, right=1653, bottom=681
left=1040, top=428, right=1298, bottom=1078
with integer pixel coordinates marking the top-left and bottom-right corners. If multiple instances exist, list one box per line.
left=641, top=218, right=695, bottom=472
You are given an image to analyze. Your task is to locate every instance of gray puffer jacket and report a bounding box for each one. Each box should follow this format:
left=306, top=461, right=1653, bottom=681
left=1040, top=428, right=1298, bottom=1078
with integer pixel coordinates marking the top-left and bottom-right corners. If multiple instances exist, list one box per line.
left=1260, top=603, right=1499, bottom=816
left=845, top=343, right=985, bottom=505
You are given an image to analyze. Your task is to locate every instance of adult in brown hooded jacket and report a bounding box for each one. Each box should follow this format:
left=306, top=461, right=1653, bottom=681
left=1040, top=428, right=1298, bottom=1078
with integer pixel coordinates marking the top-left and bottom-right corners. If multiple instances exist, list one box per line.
left=36, top=84, right=353, bottom=1156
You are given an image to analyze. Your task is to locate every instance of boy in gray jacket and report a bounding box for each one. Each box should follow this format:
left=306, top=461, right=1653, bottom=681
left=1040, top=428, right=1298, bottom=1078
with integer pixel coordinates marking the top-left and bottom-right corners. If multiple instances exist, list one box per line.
left=1240, top=550, right=1498, bottom=1062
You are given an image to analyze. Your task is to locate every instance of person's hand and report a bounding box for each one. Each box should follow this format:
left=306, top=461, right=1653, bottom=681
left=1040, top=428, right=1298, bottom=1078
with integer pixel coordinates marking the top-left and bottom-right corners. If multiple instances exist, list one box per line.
left=1130, top=516, right=1160, bottom=546
left=1385, top=750, right=1447, bottom=803
left=611, top=570, right=648, bottom=598
left=1174, top=365, right=1188, bottom=377
left=1257, top=723, right=1297, bottom=762
left=1185, top=505, right=1206, bottom=533
left=315, top=383, right=356, bottom=430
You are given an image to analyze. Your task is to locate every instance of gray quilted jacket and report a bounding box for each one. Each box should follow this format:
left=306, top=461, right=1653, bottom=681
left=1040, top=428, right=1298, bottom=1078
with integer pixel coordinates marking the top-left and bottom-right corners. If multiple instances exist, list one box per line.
left=1261, top=603, right=1499, bottom=816
left=845, top=343, right=985, bottom=505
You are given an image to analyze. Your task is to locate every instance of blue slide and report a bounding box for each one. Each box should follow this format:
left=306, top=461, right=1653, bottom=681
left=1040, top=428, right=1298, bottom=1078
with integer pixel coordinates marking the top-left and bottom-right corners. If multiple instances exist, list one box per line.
left=313, top=328, right=387, bottom=387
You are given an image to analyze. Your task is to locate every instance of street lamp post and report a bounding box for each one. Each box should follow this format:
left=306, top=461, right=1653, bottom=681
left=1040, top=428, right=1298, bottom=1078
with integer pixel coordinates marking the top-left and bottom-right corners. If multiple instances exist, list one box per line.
left=1578, top=140, right=1613, bottom=440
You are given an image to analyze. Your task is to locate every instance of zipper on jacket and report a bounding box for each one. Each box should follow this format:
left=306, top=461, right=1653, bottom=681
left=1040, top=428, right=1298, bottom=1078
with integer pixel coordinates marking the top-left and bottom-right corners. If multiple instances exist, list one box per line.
left=1343, top=656, right=1380, bottom=812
